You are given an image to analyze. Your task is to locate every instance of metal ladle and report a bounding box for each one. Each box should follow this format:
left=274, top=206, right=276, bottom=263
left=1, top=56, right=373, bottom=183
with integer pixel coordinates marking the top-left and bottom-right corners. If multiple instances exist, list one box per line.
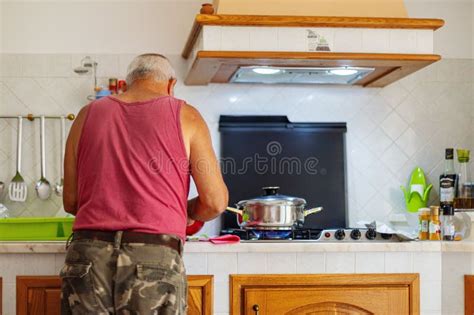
left=54, top=116, right=65, bottom=196
left=35, top=116, right=51, bottom=200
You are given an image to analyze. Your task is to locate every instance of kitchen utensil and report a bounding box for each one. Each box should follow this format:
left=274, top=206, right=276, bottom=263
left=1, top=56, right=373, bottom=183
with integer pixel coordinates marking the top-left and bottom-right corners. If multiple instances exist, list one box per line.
left=401, top=167, right=432, bottom=212
left=35, top=116, right=51, bottom=200
left=226, top=187, right=323, bottom=230
left=54, top=116, right=65, bottom=196
left=0, top=181, right=4, bottom=199
left=8, top=116, right=28, bottom=202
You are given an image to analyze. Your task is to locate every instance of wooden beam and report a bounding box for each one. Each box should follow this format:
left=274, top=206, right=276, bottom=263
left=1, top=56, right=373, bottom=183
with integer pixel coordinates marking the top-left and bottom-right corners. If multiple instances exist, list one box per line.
left=195, top=14, right=444, bottom=30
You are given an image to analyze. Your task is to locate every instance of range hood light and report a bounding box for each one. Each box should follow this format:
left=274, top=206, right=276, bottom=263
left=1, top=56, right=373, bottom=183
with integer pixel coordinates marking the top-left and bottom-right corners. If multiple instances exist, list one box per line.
left=252, top=67, right=281, bottom=75
left=330, top=68, right=359, bottom=76
left=231, top=66, right=375, bottom=84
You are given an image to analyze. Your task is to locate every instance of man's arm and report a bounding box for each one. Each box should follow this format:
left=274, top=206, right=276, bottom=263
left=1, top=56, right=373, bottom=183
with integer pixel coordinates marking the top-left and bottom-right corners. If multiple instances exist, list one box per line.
left=182, top=104, right=228, bottom=221
left=63, top=105, right=89, bottom=215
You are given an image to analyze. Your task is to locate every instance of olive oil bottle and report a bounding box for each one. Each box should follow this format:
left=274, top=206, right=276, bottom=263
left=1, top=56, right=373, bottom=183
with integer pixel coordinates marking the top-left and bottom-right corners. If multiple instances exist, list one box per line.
left=439, top=148, right=457, bottom=208
left=454, top=149, right=474, bottom=210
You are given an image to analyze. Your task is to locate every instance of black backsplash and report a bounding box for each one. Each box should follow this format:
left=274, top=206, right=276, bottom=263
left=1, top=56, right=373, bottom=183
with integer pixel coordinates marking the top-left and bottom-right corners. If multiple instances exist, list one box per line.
left=219, top=116, right=348, bottom=230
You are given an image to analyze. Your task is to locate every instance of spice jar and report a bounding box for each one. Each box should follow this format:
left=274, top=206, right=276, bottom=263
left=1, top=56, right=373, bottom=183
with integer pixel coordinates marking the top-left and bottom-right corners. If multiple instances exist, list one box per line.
left=418, top=208, right=430, bottom=240
left=442, top=205, right=456, bottom=241
left=429, top=206, right=441, bottom=240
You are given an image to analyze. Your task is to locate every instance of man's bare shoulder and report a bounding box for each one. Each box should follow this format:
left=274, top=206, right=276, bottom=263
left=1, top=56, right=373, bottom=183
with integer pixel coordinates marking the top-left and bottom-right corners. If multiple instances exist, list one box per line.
left=181, top=103, right=206, bottom=127
left=68, top=104, right=90, bottom=145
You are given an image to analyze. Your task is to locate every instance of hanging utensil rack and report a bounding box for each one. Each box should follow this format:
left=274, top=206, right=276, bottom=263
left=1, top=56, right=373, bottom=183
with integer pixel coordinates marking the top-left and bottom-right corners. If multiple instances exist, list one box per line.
left=0, top=114, right=75, bottom=121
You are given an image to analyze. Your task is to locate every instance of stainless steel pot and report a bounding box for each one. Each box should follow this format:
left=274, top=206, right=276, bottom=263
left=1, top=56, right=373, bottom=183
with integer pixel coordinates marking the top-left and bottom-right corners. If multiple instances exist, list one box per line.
left=226, top=187, right=322, bottom=230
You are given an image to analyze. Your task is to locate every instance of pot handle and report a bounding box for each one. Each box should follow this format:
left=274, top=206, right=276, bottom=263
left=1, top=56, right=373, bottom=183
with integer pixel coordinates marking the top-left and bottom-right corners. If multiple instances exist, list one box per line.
left=304, top=207, right=323, bottom=217
left=226, top=207, right=243, bottom=216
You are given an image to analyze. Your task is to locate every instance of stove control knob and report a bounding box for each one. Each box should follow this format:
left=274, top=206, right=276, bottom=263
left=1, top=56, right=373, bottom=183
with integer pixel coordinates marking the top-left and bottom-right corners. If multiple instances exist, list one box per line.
left=350, top=229, right=361, bottom=240
left=335, top=229, right=346, bottom=240
left=366, top=228, right=377, bottom=240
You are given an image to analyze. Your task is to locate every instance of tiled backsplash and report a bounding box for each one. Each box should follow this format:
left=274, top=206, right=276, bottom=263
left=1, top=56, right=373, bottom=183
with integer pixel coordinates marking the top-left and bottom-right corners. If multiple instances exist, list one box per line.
left=0, top=54, right=473, bottom=234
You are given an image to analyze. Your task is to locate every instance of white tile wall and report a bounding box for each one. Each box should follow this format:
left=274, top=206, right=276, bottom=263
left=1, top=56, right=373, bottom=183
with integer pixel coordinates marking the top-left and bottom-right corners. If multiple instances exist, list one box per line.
left=384, top=252, right=413, bottom=273
left=414, top=252, right=442, bottom=282
left=442, top=252, right=473, bottom=315
left=0, top=54, right=473, bottom=237
left=325, top=252, right=356, bottom=273
left=237, top=253, right=266, bottom=274
left=355, top=252, right=385, bottom=273
left=1, top=249, right=464, bottom=314
left=266, top=253, right=297, bottom=274
left=296, top=252, right=325, bottom=274
left=202, top=26, right=435, bottom=54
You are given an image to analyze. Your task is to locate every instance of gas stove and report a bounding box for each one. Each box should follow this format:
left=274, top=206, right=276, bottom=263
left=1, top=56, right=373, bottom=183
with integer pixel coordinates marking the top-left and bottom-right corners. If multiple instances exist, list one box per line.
left=220, top=228, right=401, bottom=242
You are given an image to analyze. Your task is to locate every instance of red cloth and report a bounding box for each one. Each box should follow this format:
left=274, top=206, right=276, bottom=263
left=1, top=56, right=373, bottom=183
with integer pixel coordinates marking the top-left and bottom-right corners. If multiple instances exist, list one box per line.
left=74, top=96, right=190, bottom=241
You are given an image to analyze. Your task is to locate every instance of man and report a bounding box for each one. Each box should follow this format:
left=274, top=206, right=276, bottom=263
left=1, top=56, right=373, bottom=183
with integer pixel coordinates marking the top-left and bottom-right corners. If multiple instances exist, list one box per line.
left=61, top=53, right=228, bottom=314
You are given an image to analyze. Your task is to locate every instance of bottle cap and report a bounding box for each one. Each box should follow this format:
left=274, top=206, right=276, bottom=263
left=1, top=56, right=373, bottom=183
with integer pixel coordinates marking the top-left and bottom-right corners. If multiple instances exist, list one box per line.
left=442, top=204, right=454, bottom=216
left=445, top=148, right=454, bottom=159
left=418, top=207, right=430, bottom=215
left=430, top=205, right=440, bottom=216
left=457, top=149, right=470, bottom=163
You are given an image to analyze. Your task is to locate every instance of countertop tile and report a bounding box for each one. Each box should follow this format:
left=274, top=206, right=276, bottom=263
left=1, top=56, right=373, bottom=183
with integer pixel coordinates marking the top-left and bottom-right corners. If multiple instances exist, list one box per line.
left=355, top=252, right=385, bottom=273
left=296, top=253, right=325, bottom=274
left=266, top=253, right=296, bottom=274
left=207, top=253, right=237, bottom=282
left=325, top=252, right=355, bottom=273
left=237, top=253, right=266, bottom=274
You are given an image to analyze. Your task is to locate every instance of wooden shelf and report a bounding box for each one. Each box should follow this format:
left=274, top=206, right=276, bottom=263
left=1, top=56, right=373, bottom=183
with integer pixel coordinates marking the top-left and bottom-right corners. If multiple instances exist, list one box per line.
left=195, top=14, right=444, bottom=29
left=185, top=51, right=441, bottom=87
left=182, top=14, right=444, bottom=59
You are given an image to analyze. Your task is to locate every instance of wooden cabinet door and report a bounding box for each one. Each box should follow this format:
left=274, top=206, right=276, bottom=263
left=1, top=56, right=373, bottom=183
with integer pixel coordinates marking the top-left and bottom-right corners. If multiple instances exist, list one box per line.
left=232, top=274, right=419, bottom=315
left=17, top=275, right=213, bottom=315
left=466, top=276, right=474, bottom=315
left=17, top=277, right=61, bottom=315
left=187, top=275, right=213, bottom=315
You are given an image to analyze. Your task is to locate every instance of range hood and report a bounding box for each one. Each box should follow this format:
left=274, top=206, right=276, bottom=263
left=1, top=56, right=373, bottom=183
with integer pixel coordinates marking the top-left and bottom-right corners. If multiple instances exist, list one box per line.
left=231, top=66, right=375, bottom=85
left=182, top=2, right=444, bottom=87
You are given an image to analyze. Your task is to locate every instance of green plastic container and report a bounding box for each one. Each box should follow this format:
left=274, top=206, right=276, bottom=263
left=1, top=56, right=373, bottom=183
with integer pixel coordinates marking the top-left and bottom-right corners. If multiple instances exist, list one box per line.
left=59, top=218, right=75, bottom=239
left=0, top=217, right=75, bottom=241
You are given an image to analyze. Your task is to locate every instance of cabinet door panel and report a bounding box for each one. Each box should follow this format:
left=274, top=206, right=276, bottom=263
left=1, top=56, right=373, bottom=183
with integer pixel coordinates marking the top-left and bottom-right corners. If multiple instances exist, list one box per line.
left=245, top=287, right=409, bottom=315
left=466, top=276, right=474, bottom=315
left=231, top=274, right=419, bottom=315
left=44, top=289, right=61, bottom=315
left=17, top=275, right=212, bottom=315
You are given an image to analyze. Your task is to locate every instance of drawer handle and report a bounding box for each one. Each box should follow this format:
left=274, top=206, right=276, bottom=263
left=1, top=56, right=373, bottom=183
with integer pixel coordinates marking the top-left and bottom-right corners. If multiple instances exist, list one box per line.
left=253, top=304, right=260, bottom=315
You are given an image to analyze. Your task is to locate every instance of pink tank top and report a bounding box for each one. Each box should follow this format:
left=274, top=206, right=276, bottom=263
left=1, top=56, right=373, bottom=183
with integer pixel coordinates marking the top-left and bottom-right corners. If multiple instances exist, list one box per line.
left=74, top=95, right=190, bottom=241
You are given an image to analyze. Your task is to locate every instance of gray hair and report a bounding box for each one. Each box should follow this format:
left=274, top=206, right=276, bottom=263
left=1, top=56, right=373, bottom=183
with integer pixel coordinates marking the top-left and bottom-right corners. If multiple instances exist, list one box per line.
left=126, top=53, right=176, bottom=85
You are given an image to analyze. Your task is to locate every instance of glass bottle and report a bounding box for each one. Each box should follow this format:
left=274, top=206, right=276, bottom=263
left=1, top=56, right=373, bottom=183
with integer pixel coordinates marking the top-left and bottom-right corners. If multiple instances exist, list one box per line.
left=429, top=206, right=441, bottom=241
left=439, top=148, right=457, bottom=208
left=454, top=149, right=474, bottom=210
left=418, top=208, right=430, bottom=240
left=442, top=205, right=455, bottom=241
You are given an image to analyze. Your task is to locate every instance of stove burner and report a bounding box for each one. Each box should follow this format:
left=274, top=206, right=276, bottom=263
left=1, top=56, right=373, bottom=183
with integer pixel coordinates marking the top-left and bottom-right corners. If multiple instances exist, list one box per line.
left=250, top=230, right=292, bottom=240
left=220, top=228, right=401, bottom=242
left=220, top=228, right=322, bottom=241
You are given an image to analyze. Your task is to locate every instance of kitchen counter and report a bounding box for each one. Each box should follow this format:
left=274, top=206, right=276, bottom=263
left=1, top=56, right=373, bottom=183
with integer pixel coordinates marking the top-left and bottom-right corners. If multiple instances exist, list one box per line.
left=1, top=240, right=473, bottom=254
left=1, top=240, right=473, bottom=314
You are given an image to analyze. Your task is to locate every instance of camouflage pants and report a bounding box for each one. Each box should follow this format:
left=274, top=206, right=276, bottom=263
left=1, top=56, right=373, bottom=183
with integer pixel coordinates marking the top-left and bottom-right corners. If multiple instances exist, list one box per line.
left=60, top=235, right=187, bottom=315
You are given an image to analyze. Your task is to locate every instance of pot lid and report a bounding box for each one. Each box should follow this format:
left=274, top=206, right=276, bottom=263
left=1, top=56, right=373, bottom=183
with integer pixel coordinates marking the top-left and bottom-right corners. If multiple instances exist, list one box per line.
left=239, top=187, right=307, bottom=207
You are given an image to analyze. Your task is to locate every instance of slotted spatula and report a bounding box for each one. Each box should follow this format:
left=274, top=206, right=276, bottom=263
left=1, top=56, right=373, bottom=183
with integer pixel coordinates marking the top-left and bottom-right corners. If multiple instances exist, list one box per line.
left=8, top=116, right=28, bottom=202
